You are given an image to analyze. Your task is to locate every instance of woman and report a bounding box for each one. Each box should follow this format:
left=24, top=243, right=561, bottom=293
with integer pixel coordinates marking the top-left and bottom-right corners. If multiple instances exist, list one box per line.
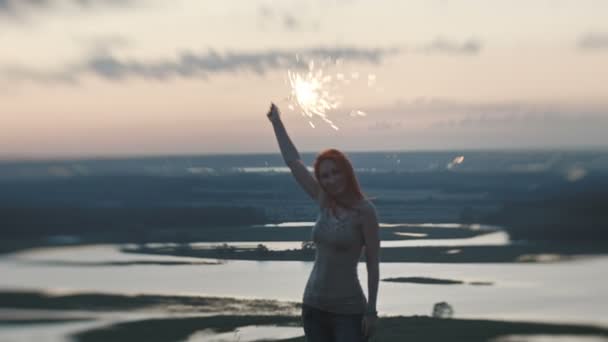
left=266, top=103, right=380, bottom=342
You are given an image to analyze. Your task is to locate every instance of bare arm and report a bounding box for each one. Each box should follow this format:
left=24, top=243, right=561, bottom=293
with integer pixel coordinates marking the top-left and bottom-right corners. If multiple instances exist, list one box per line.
left=361, top=202, right=380, bottom=316
left=267, top=103, right=320, bottom=200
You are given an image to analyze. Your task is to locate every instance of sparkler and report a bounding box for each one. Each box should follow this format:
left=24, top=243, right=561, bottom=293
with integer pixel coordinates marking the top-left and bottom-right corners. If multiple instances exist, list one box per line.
left=286, top=58, right=374, bottom=130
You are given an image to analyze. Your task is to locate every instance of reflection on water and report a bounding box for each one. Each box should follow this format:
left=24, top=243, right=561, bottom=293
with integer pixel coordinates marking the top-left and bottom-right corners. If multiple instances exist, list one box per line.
left=493, top=335, right=608, bottom=342
left=516, top=254, right=567, bottom=263
left=188, top=241, right=303, bottom=251
left=6, top=245, right=206, bottom=263
left=380, top=223, right=498, bottom=230
left=186, top=231, right=509, bottom=250
left=394, top=232, right=428, bottom=237
left=384, top=231, right=509, bottom=247
left=233, top=167, right=293, bottom=173
left=256, top=222, right=315, bottom=228
left=1, top=244, right=607, bottom=327
left=187, top=325, right=303, bottom=342
left=258, top=222, right=501, bottom=230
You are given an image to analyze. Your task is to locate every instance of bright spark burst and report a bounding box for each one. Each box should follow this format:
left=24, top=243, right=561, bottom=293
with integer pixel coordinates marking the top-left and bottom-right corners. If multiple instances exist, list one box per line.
left=286, top=58, right=376, bottom=130
left=447, top=155, right=465, bottom=169
left=287, top=60, right=341, bottom=130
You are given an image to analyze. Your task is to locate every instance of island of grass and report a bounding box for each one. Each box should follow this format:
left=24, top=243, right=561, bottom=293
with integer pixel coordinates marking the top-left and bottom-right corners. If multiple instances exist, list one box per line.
left=382, top=277, right=494, bottom=286
left=1, top=290, right=607, bottom=342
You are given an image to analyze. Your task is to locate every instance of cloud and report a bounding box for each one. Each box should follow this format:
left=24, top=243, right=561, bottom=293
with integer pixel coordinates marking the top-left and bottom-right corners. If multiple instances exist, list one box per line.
left=79, top=35, right=131, bottom=54
left=257, top=5, right=305, bottom=32
left=73, top=0, right=132, bottom=7
left=356, top=98, right=608, bottom=136
left=283, top=13, right=299, bottom=31
left=418, top=38, right=482, bottom=55
left=370, top=97, right=607, bottom=119
left=365, top=98, right=528, bottom=120
left=433, top=112, right=608, bottom=128
left=0, top=0, right=46, bottom=13
left=578, top=32, right=608, bottom=50
left=1, top=45, right=400, bottom=83
left=258, top=4, right=272, bottom=18
left=353, top=100, right=608, bottom=150
left=0, top=35, right=482, bottom=84
left=0, top=0, right=132, bottom=15
left=367, top=121, right=403, bottom=131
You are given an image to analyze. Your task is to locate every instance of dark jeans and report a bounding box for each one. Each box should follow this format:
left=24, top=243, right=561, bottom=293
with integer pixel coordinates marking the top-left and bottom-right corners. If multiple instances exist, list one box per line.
left=302, top=304, right=366, bottom=342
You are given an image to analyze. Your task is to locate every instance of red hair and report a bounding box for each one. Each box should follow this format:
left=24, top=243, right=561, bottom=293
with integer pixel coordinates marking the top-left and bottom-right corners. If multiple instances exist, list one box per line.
left=314, top=149, right=365, bottom=211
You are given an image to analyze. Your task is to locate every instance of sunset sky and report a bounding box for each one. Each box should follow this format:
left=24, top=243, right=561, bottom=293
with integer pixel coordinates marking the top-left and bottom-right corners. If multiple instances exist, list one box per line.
left=1, top=0, right=608, bottom=158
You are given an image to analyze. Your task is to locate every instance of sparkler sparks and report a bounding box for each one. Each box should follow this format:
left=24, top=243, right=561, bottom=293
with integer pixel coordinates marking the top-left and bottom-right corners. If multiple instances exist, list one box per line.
left=447, top=155, right=465, bottom=169
left=286, top=58, right=376, bottom=130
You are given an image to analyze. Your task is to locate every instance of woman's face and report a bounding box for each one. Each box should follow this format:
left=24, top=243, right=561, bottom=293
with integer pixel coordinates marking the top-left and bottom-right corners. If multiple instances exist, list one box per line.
left=318, top=159, right=347, bottom=196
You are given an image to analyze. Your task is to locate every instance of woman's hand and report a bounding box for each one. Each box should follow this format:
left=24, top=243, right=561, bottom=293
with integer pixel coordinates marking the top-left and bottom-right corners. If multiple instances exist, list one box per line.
left=362, top=315, right=378, bottom=339
left=266, top=102, right=280, bottom=123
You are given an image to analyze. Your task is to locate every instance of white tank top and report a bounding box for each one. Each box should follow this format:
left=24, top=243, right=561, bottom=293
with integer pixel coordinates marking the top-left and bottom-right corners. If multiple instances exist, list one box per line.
left=302, top=199, right=371, bottom=314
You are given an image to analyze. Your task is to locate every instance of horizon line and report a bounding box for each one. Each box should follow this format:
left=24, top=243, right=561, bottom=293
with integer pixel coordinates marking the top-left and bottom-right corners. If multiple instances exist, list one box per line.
left=2, top=145, right=608, bottom=163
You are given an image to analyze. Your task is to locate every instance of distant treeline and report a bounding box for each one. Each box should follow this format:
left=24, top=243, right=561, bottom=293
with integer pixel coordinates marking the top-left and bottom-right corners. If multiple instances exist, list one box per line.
left=0, top=206, right=266, bottom=237
left=484, top=186, right=608, bottom=241
left=1, top=170, right=607, bottom=241
left=0, top=172, right=572, bottom=206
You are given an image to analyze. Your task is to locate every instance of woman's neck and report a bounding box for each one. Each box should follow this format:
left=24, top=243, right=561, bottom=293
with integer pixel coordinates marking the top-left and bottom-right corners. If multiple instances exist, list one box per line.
left=333, top=191, right=361, bottom=207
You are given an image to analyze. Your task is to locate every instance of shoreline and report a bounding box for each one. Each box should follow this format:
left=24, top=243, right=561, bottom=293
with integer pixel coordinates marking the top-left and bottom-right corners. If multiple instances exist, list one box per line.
left=0, top=224, right=493, bottom=256
left=1, top=290, right=606, bottom=342
left=122, top=241, right=608, bottom=264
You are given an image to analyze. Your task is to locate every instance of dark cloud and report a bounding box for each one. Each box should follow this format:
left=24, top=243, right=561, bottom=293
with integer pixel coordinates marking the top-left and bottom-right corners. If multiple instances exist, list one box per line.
left=578, top=33, right=608, bottom=50
left=2, top=45, right=400, bottom=83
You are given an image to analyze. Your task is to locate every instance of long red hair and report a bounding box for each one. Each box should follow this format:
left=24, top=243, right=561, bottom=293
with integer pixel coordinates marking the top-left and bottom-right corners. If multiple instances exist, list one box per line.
left=313, top=149, right=365, bottom=211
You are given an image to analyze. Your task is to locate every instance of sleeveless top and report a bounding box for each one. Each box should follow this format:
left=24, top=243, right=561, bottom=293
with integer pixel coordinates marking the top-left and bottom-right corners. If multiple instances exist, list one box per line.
left=302, top=198, right=371, bottom=314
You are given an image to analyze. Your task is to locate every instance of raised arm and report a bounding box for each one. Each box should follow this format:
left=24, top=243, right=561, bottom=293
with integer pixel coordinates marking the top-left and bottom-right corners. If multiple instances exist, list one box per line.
left=267, top=103, right=320, bottom=201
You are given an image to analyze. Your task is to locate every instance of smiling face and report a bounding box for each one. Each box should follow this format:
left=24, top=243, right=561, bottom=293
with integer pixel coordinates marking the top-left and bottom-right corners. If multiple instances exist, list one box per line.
left=318, top=159, right=347, bottom=196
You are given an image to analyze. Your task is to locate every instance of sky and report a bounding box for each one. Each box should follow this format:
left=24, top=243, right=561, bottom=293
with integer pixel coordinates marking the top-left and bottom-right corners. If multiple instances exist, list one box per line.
left=1, top=0, right=608, bottom=158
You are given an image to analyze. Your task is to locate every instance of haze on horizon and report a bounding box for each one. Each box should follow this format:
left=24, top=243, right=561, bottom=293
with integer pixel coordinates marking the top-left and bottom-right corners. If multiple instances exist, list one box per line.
left=1, top=0, right=607, bottom=158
